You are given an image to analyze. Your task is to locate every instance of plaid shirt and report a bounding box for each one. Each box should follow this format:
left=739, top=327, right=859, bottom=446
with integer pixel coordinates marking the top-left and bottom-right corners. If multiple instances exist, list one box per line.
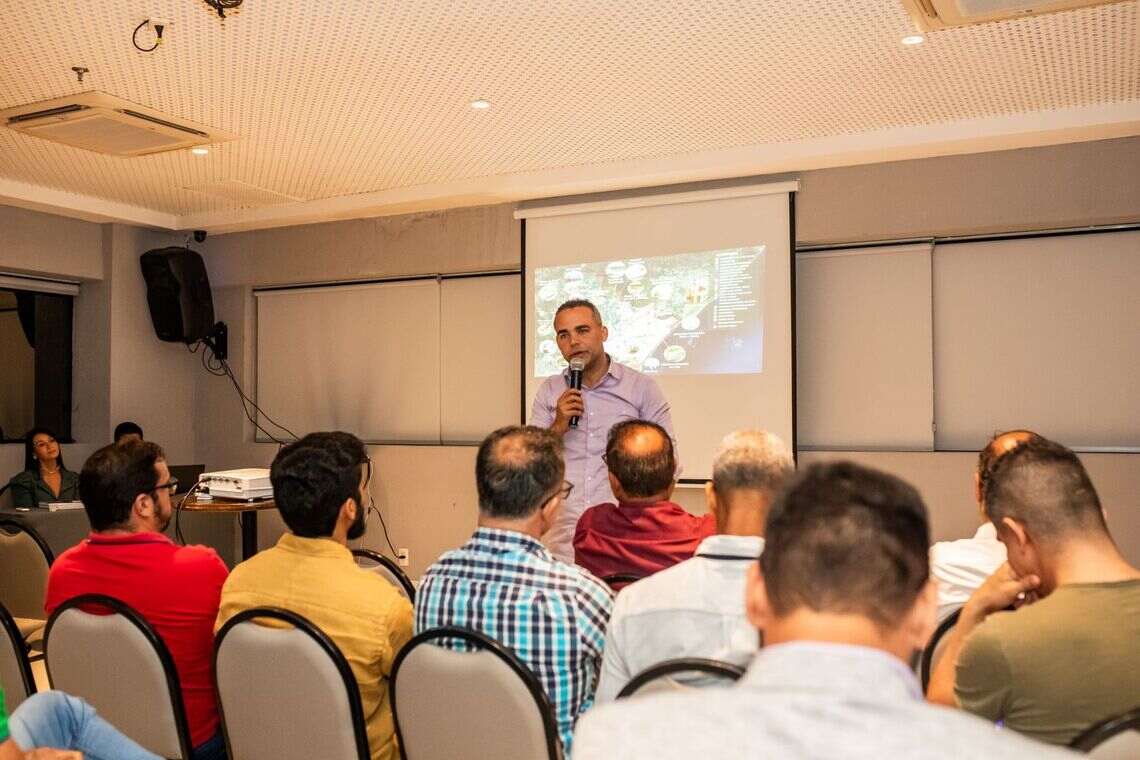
left=416, top=527, right=614, bottom=755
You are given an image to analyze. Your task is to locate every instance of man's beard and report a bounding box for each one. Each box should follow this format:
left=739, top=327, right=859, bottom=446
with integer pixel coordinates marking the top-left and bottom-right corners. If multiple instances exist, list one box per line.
left=347, top=491, right=367, bottom=540
left=157, top=502, right=173, bottom=533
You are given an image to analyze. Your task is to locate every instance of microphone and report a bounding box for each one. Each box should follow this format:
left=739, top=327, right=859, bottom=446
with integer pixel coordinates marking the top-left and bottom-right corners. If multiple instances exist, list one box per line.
left=568, top=357, right=585, bottom=428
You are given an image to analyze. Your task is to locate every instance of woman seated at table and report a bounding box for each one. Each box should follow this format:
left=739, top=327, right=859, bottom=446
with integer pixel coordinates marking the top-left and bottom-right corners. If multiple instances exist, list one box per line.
left=7, top=428, right=79, bottom=507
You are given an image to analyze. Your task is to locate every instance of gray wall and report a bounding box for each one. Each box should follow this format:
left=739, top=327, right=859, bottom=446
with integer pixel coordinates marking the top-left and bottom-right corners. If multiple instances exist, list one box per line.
left=196, top=136, right=1140, bottom=573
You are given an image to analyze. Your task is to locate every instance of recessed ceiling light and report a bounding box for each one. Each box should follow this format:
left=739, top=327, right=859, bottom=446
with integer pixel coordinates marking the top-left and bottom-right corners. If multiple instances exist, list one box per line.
left=191, top=147, right=209, bottom=155
left=470, top=99, right=491, bottom=110
left=902, top=34, right=926, bottom=45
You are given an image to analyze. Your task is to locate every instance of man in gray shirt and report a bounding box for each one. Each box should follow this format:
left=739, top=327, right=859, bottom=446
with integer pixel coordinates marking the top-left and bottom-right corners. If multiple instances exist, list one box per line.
left=574, top=461, right=1075, bottom=759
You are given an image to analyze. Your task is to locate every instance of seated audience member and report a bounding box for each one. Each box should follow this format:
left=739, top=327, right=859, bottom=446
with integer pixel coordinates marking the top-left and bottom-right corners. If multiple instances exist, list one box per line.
left=594, top=429, right=793, bottom=702
left=7, top=428, right=78, bottom=507
left=417, top=425, right=613, bottom=754
left=44, top=441, right=228, bottom=760
left=930, top=429, right=1042, bottom=620
left=113, top=421, right=144, bottom=445
left=573, top=462, right=1073, bottom=760
left=215, top=432, right=412, bottom=760
left=2, top=688, right=160, bottom=760
left=928, top=438, right=1140, bottom=745
left=573, top=420, right=713, bottom=581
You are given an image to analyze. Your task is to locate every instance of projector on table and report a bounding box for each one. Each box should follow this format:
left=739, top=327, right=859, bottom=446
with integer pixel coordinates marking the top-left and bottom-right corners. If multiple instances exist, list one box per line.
left=199, top=468, right=273, bottom=500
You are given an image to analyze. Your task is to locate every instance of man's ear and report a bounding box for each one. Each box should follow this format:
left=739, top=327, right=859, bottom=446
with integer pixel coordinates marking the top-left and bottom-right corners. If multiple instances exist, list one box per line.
left=607, top=472, right=622, bottom=502
left=599, top=324, right=609, bottom=343
left=745, top=563, right=771, bottom=631
left=339, top=496, right=359, bottom=526
left=973, top=471, right=983, bottom=507
left=131, top=491, right=154, bottom=521
left=903, top=579, right=938, bottom=653
left=541, top=494, right=561, bottom=525
left=998, top=516, right=1030, bottom=550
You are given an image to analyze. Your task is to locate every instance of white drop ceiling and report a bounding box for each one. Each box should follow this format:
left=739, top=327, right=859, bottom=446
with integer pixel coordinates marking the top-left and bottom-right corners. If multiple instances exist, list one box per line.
left=0, top=0, right=1137, bottom=233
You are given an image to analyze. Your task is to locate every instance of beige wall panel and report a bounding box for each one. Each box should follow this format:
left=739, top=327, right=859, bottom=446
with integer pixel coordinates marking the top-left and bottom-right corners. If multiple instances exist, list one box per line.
left=205, top=203, right=520, bottom=287
left=797, top=136, right=1140, bottom=245
left=0, top=205, right=104, bottom=281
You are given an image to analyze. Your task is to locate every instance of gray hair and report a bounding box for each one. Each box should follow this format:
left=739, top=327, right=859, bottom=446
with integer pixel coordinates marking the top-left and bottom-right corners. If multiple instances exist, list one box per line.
left=711, top=429, right=793, bottom=495
left=555, top=298, right=604, bottom=326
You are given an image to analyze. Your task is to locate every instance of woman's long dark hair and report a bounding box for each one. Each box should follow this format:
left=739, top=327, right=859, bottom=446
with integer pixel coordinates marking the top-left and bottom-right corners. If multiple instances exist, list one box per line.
left=24, top=426, right=65, bottom=473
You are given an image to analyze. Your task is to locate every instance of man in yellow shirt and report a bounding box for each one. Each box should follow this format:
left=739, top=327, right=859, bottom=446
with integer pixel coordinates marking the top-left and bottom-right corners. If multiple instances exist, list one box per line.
left=216, top=432, right=413, bottom=760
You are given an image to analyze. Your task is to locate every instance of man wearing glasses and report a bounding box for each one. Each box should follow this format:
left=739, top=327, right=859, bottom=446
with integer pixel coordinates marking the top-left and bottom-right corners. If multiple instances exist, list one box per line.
left=417, top=425, right=614, bottom=756
left=45, top=440, right=230, bottom=760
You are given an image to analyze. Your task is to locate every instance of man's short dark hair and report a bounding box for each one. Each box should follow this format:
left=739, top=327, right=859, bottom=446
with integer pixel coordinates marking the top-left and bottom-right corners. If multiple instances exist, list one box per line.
left=554, top=299, right=603, bottom=325
left=79, top=440, right=166, bottom=531
left=976, top=429, right=1043, bottom=494
left=272, top=432, right=368, bottom=538
left=113, top=421, right=144, bottom=443
left=476, top=426, right=564, bottom=519
left=605, top=420, right=674, bottom=499
left=761, top=461, right=930, bottom=629
left=982, top=437, right=1106, bottom=539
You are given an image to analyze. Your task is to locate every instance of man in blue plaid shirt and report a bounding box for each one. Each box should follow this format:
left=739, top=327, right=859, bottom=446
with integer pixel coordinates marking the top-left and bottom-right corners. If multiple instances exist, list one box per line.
left=417, top=425, right=614, bottom=755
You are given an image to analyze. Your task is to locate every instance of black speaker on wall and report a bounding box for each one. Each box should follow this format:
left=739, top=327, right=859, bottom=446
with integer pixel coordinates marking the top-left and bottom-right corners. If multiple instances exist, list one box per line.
left=140, top=246, right=226, bottom=359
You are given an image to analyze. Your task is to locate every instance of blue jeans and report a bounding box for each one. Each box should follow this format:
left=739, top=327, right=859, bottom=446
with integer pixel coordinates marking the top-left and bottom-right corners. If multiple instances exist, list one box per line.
left=8, top=691, right=162, bottom=760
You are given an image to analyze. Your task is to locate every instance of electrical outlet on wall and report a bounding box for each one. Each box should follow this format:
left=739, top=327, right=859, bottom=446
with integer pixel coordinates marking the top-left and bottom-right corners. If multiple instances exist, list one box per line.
left=396, top=548, right=410, bottom=567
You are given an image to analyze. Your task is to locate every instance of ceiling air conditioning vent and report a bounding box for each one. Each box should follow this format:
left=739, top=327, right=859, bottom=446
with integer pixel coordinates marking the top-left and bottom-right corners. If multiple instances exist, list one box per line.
left=0, top=91, right=235, bottom=157
left=900, top=0, right=1127, bottom=30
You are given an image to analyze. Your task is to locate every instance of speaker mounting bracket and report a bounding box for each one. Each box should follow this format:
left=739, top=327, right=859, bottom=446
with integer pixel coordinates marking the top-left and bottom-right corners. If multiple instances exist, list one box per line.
left=201, top=321, right=228, bottom=361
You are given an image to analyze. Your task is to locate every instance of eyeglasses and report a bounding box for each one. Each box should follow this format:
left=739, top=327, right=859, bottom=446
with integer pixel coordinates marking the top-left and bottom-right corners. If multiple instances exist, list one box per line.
left=153, top=478, right=180, bottom=495
left=556, top=481, right=573, bottom=500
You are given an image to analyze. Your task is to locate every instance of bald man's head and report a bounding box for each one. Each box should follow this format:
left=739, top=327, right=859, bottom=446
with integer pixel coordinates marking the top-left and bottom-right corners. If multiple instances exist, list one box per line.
left=975, top=429, right=1044, bottom=505
left=476, top=425, right=564, bottom=519
left=605, top=420, right=675, bottom=500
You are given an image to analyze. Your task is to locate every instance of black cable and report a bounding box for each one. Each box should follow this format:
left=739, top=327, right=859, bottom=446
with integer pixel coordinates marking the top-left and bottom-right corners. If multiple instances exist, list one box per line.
left=367, top=498, right=399, bottom=557
left=173, top=479, right=205, bottom=546
left=216, top=355, right=298, bottom=440
left=132, top=19, right=159, bottom=52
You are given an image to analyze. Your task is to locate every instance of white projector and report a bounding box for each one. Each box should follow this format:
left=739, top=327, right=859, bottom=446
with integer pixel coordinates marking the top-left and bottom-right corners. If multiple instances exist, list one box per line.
left=199, top=468, right=273, bottom=500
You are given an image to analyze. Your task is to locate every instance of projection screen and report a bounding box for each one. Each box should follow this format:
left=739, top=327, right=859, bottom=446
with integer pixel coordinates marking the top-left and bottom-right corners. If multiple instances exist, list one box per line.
left=519, top=181, right=796, bottom=480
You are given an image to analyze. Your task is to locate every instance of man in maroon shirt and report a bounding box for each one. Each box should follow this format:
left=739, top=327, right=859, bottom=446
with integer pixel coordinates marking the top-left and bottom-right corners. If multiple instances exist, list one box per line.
left=44, top=441, right=229, bottom=760
left=574, top=420, right=713, bottom=584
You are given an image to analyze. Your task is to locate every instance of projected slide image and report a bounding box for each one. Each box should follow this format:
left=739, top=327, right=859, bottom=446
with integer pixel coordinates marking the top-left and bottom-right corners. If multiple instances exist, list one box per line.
left=535, top=245, right=765, bottom=376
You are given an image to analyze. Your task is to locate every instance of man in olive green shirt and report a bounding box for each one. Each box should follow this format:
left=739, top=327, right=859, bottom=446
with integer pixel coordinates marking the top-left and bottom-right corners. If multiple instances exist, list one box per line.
left=215, top=432, right=413, bottom=760
left=928, top=438, right=1140, bottom=746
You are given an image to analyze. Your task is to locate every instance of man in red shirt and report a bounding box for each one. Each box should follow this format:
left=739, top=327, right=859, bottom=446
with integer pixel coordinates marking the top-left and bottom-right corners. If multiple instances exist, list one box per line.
left=574, top=420, right=713, bottom=584
left=44, top=441, right=229, bottom=760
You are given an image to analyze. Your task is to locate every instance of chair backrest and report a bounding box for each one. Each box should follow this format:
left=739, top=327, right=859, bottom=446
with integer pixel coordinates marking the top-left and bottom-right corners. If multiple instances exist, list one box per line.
left=1070, top=708, right=1140, bottom=758
left=391, top=627, right=562, bottom=760
left=352, top=548, right=416, bottom=601
left=616, top=657, right=746, bottom=699
left=0, top=520, right=53, bottom=620
left=920, top=606, right=962, bottom=693
left=0, top=601, right=36, bottom=711
left=44, top=594, right=192, bottom=760
left=214, top=607, right=370, bottom=760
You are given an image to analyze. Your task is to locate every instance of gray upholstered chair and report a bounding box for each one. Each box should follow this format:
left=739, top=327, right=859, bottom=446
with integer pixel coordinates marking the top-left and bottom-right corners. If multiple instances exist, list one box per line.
left=0, top=601, right=37, bottom=711
left=1070, top=708, right=1140, bottom=759
left=616, top=657, right=745, bottom=699
left=391, top=627, right=562, bottom=760
left=214, top=606, right=370, bottom=760
left=44, top=593, right=193, bottom=759
left=0, top=519, right=54, bottom=649
left=351, top=548, right=416, bottom=601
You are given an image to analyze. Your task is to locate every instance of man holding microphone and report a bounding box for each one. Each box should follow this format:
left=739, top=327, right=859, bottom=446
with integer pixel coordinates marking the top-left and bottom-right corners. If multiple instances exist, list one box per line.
left=530, top=299, right=678, bottom=564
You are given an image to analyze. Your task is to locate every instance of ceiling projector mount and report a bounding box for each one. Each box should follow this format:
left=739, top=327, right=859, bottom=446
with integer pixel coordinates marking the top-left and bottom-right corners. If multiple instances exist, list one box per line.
left=202, top=0, right=243, bottom=20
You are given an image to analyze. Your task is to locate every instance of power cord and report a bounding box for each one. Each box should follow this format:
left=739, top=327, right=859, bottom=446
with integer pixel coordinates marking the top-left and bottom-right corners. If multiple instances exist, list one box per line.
left=190, top=340, right=298, bottom=445
left=131, top=19, right=165, bottom=53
